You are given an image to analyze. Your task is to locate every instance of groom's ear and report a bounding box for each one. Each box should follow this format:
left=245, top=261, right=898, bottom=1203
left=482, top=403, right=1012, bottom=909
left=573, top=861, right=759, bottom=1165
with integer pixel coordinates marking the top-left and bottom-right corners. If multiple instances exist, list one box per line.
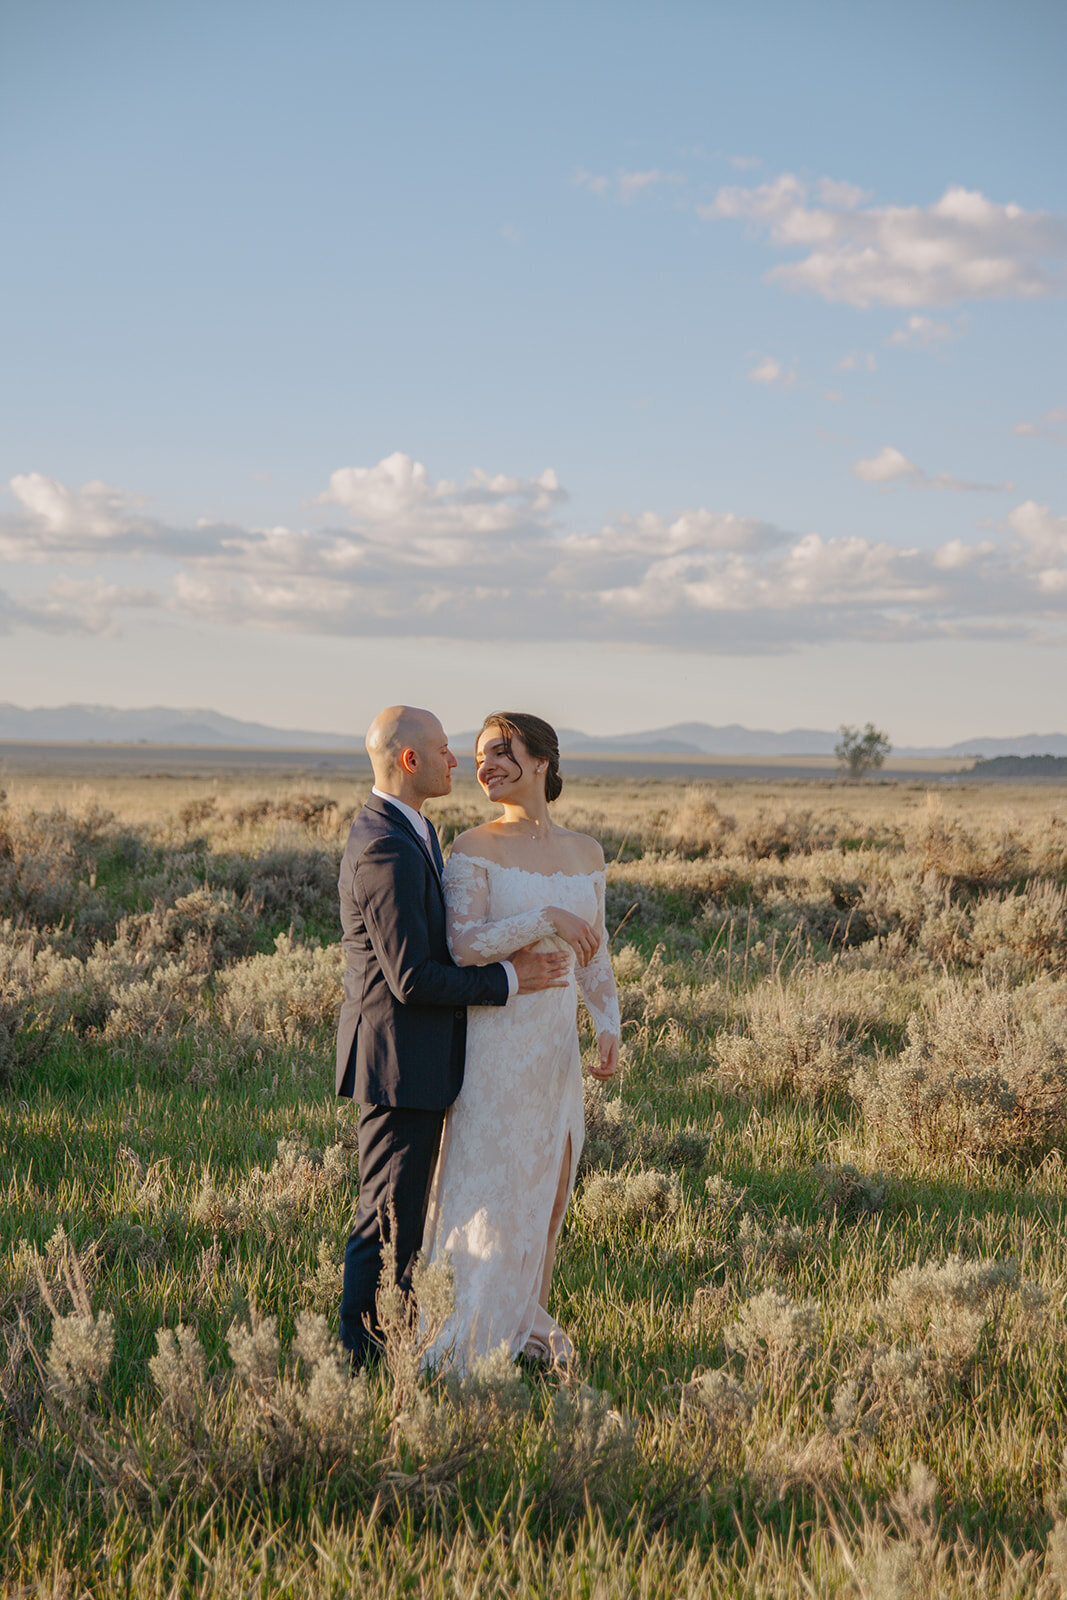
left=399, top=746, right=419, bottom=773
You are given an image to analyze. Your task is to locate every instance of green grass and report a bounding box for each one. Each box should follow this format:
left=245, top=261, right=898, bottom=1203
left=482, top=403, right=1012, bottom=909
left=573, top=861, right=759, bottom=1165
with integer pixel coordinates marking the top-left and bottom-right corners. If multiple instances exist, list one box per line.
left=4, top=780, right=1067, bottom=1594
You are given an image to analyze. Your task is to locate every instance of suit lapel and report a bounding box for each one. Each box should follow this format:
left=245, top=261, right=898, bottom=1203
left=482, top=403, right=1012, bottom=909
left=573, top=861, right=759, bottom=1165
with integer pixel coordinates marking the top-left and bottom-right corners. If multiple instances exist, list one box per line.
left=365, top=793, right=443, bottom=887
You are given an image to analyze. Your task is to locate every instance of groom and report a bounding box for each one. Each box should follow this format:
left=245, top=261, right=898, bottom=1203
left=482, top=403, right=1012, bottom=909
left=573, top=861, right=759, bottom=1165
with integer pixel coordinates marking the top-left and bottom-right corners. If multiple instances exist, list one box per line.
left=336, top=704, right=568, bottom=1365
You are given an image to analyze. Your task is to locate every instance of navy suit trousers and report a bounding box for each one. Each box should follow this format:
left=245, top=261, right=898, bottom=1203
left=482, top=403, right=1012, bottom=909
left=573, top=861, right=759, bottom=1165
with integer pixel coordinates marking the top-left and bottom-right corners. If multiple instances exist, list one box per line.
left=339, top=1103, right=445, bottom=1364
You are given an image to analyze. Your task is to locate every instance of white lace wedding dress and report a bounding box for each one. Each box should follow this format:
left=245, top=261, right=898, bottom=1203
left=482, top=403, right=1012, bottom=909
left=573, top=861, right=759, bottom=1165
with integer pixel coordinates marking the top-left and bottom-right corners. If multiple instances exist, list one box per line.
left=421, top=853, right=621, bottom=1373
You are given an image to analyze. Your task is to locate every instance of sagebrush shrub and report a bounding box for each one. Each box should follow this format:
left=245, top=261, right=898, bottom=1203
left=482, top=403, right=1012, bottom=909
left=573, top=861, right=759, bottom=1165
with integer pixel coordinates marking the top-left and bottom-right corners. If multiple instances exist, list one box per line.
left=853, top=981, right=1067, bottom=1160
left=878, top=1254, right=1038, bottom=1365
left=713, top=975, right=856, bottom=1101
left=969, top=880, right=1067, bottom=978
left=724, top=1289, right=821, bottom=1367
left=580, top=1169, right=682, bottom=1226
left=704, top=1173, right=748, bottom=1218
left=813, top=1162, right=888, bottom=1219
left=0, top=926, right=57, bottom=1084
left=123, top=885, right=258, bottom=972
left=736, top=1214, right=816, bottom=1276
left=102, top=961, right=202, bottom=1041
left=740, top=808, right=836, bottom=862
left=231, top=794, right=339, bottom=829
left=46, top=1310, right=115, bottom=1403
left=660, top=788, right=737, bottom=858
left=681, top=1367, right=756, bottom=1434
left=194, top=1135, right=351, bottom=1237
left=178, top=797, right=218, bottom=830
left=911, top=797, right=1024, bottom=888
left=219, top=847, right=340, bottom=929
left=215, top=934, right=344, bottom=1041
left=579, top=1080, right=633, bottom=1175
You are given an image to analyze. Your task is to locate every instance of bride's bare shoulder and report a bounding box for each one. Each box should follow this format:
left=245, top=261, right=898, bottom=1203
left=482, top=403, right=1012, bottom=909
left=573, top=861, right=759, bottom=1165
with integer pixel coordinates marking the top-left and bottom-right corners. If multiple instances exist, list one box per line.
left=556, top=827, right=606, bottom=871
left=448, top=824, right=500, bottom=859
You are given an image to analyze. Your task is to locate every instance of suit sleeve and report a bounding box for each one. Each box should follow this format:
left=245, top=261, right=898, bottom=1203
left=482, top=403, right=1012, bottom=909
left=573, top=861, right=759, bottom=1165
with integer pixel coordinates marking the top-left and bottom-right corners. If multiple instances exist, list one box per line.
left=354, top=837, right=510, bottom=1009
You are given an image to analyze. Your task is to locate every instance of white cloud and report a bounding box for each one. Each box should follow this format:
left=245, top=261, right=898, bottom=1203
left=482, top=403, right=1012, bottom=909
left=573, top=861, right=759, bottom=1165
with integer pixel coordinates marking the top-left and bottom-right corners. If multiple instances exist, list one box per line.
left=1, top=472, right=216, bottom=563
left=572, top=168, right=610, bottom=197
left=748, top=356, right=796, bottom=388
left=552, top=509, right=788, bottom=595
left=2, top=474, right=155, bottom=561
left=700, top=175, right=1067, bottom=307
left=838, top=351, right=877, bottom=372
left=572, top=167, right=681, bottom=203
left=1012, top=405, right=1067, bottom=443
left=3, top=460, right=1067, bottom=651
left=928, top=472, right=1016, bottom=494
left=933, top=539, right=996, bottom=570
left=0, top=575, right=155, bottom=636
left=816, top=178, right=870, bottom=209
left=10, top=474, right=147, bottom=537
left=887, top=314, right=965, bottom=348
left=316, top=451, right=435, bottom=523
left=307, top=451, right=565, bottom=570
left=1009, top=500, right=1067, bottom=566
left=0, top=586, right=79, bottom=635
left=854, top=447, right=920, bottom=483
left=316, top=451, right=563, bottom=532
left=854, top=446, right=1013, bottom=493
left=618, top=170, right=667, bottom=202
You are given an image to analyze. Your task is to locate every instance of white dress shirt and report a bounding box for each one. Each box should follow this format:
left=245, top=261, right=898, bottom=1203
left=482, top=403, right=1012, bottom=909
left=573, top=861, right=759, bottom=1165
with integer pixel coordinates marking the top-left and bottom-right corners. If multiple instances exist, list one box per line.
left=372, top=786, right=517, bottom=998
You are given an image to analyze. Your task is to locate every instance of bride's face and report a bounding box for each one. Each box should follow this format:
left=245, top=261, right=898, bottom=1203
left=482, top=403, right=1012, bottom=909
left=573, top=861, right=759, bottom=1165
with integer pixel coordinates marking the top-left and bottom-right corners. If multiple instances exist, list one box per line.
left=476, top=725, right=535, bottom=805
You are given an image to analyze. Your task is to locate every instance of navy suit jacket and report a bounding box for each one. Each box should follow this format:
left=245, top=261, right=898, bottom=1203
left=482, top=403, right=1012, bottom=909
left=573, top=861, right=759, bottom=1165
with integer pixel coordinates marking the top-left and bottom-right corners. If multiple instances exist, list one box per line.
left=335, top=793, right=510, bottom=1105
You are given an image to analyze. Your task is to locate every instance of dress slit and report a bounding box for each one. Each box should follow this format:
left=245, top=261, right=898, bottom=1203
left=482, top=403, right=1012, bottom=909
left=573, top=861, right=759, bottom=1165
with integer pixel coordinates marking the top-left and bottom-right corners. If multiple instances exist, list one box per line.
left=539, top=1131, right=574, bottom=1312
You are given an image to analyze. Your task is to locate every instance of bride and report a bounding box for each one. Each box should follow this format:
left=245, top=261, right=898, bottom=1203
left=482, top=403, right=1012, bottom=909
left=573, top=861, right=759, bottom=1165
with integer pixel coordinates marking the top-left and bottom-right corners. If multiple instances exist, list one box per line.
left=422, top=711, right=621, bottom=1371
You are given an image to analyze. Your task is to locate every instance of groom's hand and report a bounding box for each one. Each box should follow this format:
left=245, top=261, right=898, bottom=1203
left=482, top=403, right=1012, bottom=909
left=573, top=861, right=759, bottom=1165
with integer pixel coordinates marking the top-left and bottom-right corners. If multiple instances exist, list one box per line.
left=511, top=944, right=569, bottom=993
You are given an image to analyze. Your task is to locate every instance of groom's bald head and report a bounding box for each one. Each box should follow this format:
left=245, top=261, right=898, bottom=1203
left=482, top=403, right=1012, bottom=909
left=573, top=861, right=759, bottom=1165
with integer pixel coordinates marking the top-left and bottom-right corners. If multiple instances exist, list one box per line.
left=365, top=705, right=452, bottom=796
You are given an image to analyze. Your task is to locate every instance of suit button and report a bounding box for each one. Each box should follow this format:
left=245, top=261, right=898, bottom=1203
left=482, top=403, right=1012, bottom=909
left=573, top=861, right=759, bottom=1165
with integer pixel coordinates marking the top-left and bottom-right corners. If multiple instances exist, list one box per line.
left=454, top=1008, right=464, bottom=1019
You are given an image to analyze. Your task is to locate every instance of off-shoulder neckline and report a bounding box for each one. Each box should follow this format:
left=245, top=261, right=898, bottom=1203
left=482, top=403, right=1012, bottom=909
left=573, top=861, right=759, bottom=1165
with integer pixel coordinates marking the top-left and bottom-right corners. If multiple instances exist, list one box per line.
left=445, top=851, right=604, bottom=882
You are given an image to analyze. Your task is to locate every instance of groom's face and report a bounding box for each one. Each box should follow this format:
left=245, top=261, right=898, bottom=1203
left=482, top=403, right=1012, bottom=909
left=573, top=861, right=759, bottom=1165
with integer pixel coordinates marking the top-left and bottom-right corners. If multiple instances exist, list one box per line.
left=413, top=717, right=458, bottom=800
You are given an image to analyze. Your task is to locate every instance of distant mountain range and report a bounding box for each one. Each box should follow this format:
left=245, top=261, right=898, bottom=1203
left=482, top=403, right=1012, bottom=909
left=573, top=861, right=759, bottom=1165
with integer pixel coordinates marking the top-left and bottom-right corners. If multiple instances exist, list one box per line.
left=2, top=703, right=1067, bottom=759
left=446, top=723, right=1067, bottom=759
left=0, top=703, right=357, bottom=749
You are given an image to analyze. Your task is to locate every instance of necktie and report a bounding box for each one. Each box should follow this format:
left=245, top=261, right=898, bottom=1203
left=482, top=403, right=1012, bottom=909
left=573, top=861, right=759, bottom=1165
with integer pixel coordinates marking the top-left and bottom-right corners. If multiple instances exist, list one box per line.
left=426, top=819, right=445, bottom=877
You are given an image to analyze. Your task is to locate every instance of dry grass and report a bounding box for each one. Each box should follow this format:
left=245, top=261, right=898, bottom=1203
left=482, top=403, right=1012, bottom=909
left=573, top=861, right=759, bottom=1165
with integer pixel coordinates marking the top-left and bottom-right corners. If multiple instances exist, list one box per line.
left=3, top=767, right=1067, bottom=1596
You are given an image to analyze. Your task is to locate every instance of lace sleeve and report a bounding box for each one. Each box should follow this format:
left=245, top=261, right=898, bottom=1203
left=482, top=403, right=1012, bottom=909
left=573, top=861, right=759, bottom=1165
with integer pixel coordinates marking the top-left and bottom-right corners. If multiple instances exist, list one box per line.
left=575, top=872, right=620, bottom=1037
left=443, top=853, right=555, bottom=965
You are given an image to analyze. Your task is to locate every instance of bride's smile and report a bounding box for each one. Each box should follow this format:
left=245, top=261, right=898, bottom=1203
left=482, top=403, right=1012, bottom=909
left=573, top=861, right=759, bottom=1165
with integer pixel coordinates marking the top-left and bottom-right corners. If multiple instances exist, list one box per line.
left=476, top=724, right=555, bottom=832
left=476, top=737, right=525, bottom=799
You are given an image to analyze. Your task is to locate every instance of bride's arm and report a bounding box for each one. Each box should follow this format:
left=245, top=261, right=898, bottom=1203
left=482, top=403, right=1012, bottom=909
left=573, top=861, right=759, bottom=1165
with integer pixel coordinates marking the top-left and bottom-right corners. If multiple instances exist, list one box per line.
left=575, top=872, right=621, bottom=1071
left=444, top=853, right=556, bottom=965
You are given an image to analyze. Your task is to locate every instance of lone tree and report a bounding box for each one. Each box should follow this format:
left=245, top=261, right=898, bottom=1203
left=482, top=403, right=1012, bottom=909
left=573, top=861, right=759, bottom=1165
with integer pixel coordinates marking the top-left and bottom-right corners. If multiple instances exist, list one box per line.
left=835, top=722, right=892, bottom=779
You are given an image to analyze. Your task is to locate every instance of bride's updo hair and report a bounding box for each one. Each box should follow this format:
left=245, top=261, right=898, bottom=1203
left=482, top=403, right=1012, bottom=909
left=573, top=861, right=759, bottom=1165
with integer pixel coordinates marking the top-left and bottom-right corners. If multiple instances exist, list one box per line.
left=478, top=712, right=563, bottom=803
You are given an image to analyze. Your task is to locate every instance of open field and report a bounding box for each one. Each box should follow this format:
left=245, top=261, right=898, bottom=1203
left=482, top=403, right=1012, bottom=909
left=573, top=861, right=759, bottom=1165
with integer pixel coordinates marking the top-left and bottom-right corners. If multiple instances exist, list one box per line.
left=4, top=765, right=1067, bottom=1596
left=0, top=740, right=974, bottom=784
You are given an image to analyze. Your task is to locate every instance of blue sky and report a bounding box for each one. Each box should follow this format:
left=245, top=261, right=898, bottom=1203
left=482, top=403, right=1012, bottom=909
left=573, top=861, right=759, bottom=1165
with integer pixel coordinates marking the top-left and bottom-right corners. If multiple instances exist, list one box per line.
left=2, top=0, right=1065, bottom=742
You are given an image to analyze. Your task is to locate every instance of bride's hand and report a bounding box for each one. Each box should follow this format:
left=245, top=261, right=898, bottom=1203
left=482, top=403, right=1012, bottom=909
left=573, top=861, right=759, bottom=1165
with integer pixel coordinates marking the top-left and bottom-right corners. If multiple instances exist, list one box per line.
left=546, top=907, right=599, bottom=965
left=589, top=1033, right=619, bottom=1080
